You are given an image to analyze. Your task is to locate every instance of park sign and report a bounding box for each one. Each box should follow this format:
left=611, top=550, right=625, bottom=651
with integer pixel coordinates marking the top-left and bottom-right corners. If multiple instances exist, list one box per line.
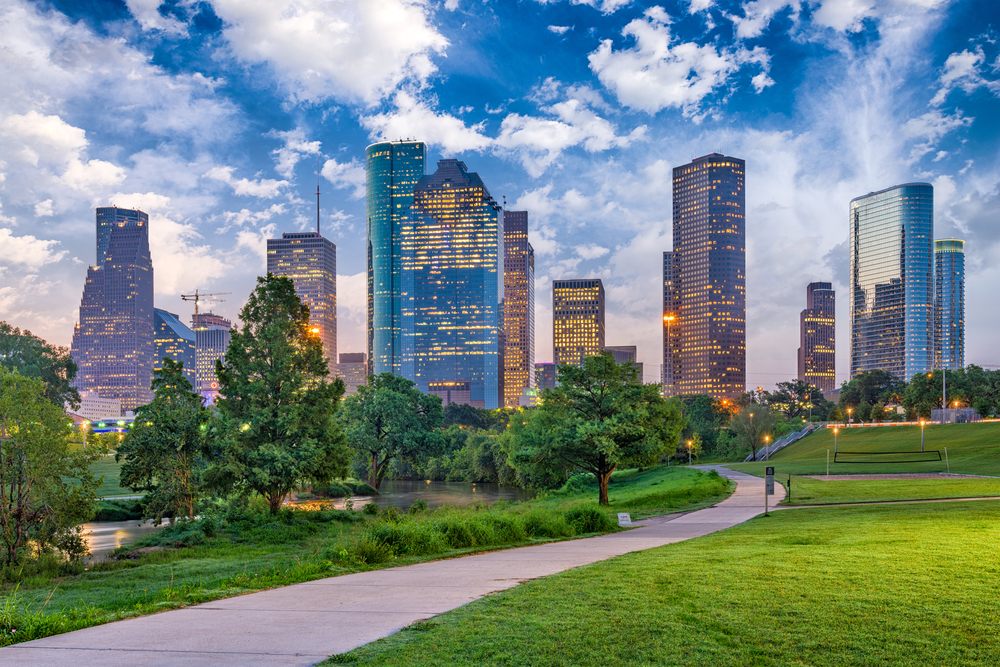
left=617, top=513, right=631, bottom=526
left=765, top=467, right=775, bottom=496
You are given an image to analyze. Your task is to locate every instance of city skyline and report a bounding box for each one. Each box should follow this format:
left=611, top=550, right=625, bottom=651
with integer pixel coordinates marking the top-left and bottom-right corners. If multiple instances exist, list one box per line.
left=1, top=0, right=998, bottom=390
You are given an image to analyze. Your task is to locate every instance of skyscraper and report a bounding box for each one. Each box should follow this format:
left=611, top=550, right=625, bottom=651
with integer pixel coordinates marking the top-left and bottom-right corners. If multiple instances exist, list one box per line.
left=192, top=312, right=231, bottom=401
left=266, top=232, right=337, bottom=369
left=850, top=184, right=933, bottom=380
left=797, top=282, right=836, bottom=391
left=664, top=153, right=746, bottom=399
left=153, top=308, right=197, bottom=387
left=339, top=352, right=368, bottom=396
left=934, top=238, right=965, bottom=371
left=366, top=140, right=426, bottom=376
left=503, top=210, right=535, bottom=407
left=399, top=159, right=505, bottom=409
left=71, top=207, right=155, bottom=412
left=606, top=345, right=643, bottom=380
left=553, top=279, right=605, bottom=367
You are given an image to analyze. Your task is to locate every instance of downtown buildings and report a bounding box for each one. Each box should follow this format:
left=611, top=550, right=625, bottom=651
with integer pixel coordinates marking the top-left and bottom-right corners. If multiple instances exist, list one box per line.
left=934, top=239, right=965, bottom=371
left=797, top=283, right=836, bottom=391
left=553, top=279, right=605, bottom=367
left=503, top=211, right=535, bottom=408
left=153, top=308, right=197, bottom=387
left=192, top=312, right=232, bottom=401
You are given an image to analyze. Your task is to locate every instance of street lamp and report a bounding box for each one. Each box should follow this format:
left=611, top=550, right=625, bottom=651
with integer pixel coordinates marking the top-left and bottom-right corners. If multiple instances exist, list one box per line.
left=847, top=407, right=853, bottom=425
left=687, top=439, right=693, bottom=465
left=764, top=434, right=771, bottom=461
left=834, top=427, right=839, bottom=453
left=920, top=420, right=925, bottom=452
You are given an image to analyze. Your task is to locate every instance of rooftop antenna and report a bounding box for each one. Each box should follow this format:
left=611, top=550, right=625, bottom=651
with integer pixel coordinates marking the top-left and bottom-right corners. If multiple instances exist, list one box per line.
left=316, top=154, right=321, bottom=235
left=503, top=194, right=506, bottom=211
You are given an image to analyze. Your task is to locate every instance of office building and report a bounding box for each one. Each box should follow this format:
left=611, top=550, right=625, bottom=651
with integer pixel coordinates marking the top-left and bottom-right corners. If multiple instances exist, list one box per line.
left=399, top=159, right=505, bottom=409
left=366, top=140, right=426, bottom=375
left=153, top=308, right=197, bottom=387
left=553, top=279, right=605, bottom=367
left=934, top=239, right=965, bottom=371
left=797, top=283, right=836, bottom=391
left=339, top=352, right=368, bottom=396
left=71, top=207, right=155, bottom=412
left=267, top=231, right=337, bottom=369
left=606, top=345, right=644, bottom=381
left=535, top=363, right=557, bottom=391
left=664, top=154, right=746, bottom=399
left=193, top=312, right=231, bottom=401
left=503, top=210, right=535, bottom=407
left=850, top=183, right=933, bottom=380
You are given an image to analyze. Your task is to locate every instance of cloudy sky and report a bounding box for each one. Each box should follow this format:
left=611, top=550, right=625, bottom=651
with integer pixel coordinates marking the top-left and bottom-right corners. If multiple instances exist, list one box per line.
left=1, top=0, right=997, bottom=388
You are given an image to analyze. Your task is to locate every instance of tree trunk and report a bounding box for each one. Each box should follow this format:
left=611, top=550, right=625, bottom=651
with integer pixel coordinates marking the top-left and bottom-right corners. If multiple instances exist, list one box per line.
left=597, top=454, right=615, bottom=506
left=267, top=491, right=282, bottom=515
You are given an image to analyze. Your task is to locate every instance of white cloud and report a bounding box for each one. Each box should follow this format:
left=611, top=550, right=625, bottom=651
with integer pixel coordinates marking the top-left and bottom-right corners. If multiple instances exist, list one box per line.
left=724, top=0, right=798, bottom=40
left=575, top=243, right=610, bottom=259
left=34, top=199, right=53, bottom=217
left=444, top=0, right=460, bottom=9
left=361, top=91, right=492, bottom=153
left=235, top=222, right=278, bottom=269
left=812, top=0, right=874, bottom=32
left=208, top=0, right=449, bottom=104
left=270, top=128, right=321, bottom=179
left=125, top=0, right=188, bottom=35
left=931, top=47, right=1000, bottom=105
left=689, top=0, right=714, bottom=12
left=548, top=25, right=571, bottom=34
left=588, top=7, right=773, bottom=116
left=0, top=228, right=66, bottom=268
left=205, top=166, right=288, bottom=198
left=321, top=158, right=366, bottom=200
left=536, top=0, right=632, bottom=14
left=901, top=110, right=973, bottom=163
left=336, top=271, right=367, bottom=355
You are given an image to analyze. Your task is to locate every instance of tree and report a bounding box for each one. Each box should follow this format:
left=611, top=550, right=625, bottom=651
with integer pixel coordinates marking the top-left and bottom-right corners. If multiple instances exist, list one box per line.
left=0, top=322, right=80, bottom=410
left=729, top=405, right=778, bottom=461
left=208, top=275, right=349, bottom=514
left=117, top=359, right=208, bottom=522
left=840, top=370, right=904, bottom=410
left=512, top=354, right=683, bottom=505
left=0, top=366, right=100, bottom=565
left=338, top=373, right=444, bottom=492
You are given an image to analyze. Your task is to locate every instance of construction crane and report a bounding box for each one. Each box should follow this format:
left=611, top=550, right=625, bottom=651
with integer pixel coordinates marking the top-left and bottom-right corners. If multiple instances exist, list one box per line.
left=180, top=289, right=231, bottom=327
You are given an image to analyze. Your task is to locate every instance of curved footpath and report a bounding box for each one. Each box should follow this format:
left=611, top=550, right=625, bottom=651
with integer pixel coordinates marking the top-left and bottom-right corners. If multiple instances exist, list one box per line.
left=2, top=468, right=781, bottom=667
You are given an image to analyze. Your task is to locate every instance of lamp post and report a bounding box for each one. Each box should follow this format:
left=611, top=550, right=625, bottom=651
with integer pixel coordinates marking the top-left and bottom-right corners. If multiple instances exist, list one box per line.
left=920, top=420, right=925, bottom=452
left=764, top=434, right=771, bottom=461
left=834, top=427, right=838, bottom=454
left=687, top=439, right=692, bottom=465
left=847, top=407, right=853, bottom=425
left=663, top=314, right=675, bottom=397
left=748, top=410, right=756, bottom=461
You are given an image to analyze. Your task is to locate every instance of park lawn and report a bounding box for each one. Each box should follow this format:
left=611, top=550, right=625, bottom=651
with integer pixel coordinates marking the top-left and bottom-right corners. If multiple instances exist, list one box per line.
left=326, top=501, right=1000, bottom=667
left=782, top=476, right=1000, bottom=505
left=90, top=455, right=134, bottom=498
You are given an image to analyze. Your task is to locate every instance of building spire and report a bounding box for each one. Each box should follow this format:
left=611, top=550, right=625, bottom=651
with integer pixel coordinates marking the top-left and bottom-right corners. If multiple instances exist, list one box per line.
left=316, top=154, right=321, bottom=235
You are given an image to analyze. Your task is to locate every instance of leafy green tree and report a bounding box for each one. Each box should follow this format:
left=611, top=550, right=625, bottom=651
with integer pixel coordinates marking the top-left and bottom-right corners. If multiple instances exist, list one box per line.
left=840, top=370, right=905, bottom=410
left=117, top=359, right=208, bottom=522
left=338, top=373, right=444, bottom=492
left=729, top=405, right=778, bottom=461
left=512, top=354, right=683, bottom=505
left=0, top=322, right=80, bottom=409
left=208, top=275, right=349, bottom=514
left=0, top=366, right=100, bottom=565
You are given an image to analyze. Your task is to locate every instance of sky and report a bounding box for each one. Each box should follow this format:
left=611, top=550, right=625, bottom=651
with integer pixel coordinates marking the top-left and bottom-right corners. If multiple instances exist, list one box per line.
left=0, top=0, right=998, bottom=389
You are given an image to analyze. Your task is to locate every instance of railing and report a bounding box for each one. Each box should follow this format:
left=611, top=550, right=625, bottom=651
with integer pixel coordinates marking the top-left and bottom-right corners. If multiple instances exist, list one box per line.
left=744, top=423, right=818, bottom=462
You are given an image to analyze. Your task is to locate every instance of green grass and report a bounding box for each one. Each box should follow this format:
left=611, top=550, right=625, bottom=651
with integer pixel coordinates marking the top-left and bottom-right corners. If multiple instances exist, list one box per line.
left=90, top=456, right=134, bottom=498
left=325, top=500, right=1000, bottom=667
left=783, top=476, right=1000, bottom=505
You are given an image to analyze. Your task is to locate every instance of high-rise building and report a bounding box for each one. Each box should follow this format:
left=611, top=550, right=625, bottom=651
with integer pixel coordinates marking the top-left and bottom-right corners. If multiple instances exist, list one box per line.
left=553, top=279, right=605, bottom=367
left=606, top=345, right=644, bottom=381
left=153, top=308, right=197, bottom=387
left=366, top=140, right=426, bottom=376
left=503, top=210, right=535, bottom=407
left=192, top=312, right=231, bottom=401
left=664, top=154, right=746, bottom=399
left=71, top=207, right=155, bottom=412
left=535, top=363, right=557, bottom=391
left=850, top=183, right=933, bottom=380
left=934, top=238, right=965, bottom=371
left=399, top=159, right=505, bottom=409
left=338, top=352, right=368, bottom=396
left=267, top=232, right=337, bottom=369
left=797, top=283, right=835, bottom=391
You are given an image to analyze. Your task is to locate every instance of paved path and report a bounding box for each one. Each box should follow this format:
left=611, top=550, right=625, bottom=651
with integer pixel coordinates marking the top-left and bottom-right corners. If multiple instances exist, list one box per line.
left=2, top=467, right=781, bottom=667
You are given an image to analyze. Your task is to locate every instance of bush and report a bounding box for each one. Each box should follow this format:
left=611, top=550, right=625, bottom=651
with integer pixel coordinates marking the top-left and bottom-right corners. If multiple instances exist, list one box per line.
left=362, top=521, right=448, bottom=557
left=349, top=482, right=377, bottom=496
left=94, top=499, right=144, bottom=522
left=522, top=511, right=574, bottom=539
left=347, top=535, right=396, bottom=565
left=362, top=502, right=381, bottom=516
left=408, top=499, right=428, bottom=514
left=564, top=506, right=616, bottom=534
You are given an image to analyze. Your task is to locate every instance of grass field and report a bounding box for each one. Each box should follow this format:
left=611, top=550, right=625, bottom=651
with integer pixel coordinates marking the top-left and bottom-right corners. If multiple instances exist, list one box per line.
left=326, top=500, right=1000, bottom=667
left=90, top=456, right=134, bottom=498
left=782, top=476, right=1000, bottom=505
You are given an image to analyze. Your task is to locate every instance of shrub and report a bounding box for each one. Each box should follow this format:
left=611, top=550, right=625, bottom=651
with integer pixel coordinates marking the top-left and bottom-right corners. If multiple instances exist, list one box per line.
left=348, top=535, right=395, bottom=565
left=362, top=503, right=381, bottom=516
left=94, top=499, right=144, bottom=522
left=565, top=506, right=616, bottom=534
left=522, top=511, right=574, bottom=539
left=348, top=482, right=377, bottom=496
left=408, top=500, right=428, bottom=514
left=362, top=521, right=448, bottom=557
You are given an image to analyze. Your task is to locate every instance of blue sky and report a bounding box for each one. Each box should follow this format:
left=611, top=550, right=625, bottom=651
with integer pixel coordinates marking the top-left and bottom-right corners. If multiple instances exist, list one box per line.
left=1, top=0, right=997, bottom=388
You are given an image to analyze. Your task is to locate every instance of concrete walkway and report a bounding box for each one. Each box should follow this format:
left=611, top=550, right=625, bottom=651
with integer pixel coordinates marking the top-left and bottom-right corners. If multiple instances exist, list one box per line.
left=2, top=467, right=781, bottom=667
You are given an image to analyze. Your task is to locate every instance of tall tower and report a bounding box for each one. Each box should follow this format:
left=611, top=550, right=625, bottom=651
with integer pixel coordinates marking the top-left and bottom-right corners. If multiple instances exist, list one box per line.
left=849, top=184, right=933, bottom=381
left=399, top=159, right=504, bottom=409
left=192, top=312, right=232, bottom=401
left=266, top=232, right=337, bottom=369
left=153, top=308, right=197, bottom=387
left=934, top=238, right=965, bottom=371
left=71, top=207, right=155, bottom=412
left=665, top=153, right=746, bottom=399
left=797, top=282, right=836, bottom=391
left=553, top=279, right=605, bottom=367
left=503, top=210, right=535, bottom=407
left=366, top=140, right=426, bottom=376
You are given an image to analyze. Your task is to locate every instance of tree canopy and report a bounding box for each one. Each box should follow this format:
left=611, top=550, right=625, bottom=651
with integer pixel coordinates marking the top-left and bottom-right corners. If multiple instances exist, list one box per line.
left=0, top=322, right=79, bottom=409
left=728, top=404, right=778, bottom=461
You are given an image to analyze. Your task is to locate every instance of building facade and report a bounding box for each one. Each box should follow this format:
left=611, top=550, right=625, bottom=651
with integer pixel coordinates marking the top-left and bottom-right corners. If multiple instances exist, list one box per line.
left=71, top=207, right=155, bottom=412
left=664, top=154, right=746, bottom=399
left=338, top=352, right=368, bottom=396
left=535, top=362, right=557, bottom=391
left=606, top=345, right=644, bottom=381
left=503, top=210, right=535, bottom=407
left=934, top=238, right=965, bottom=371
left=553, top=279, right=605, bottom=367
left=266, top=232, right=337, bottom=369
left=192, top=313, right=232, bottom=401
left=849, top=183, right=933, bottom=380
left=153, top=308, right=197, bottom=387
left=398, top=159, right=505, bottom=409
left=366, top=140, right=426, bottom=376
left=797, top=282, right=836, bottom=391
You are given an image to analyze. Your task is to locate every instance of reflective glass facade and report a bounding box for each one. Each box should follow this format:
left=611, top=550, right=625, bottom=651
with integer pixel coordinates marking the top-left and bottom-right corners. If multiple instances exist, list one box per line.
left=850, top=184, right=933, bottom=380
left=338, top=352, right=368, bottom=396
left=934, top=239, right=964, bottom=371
left=192, top=313, right=231, bottom=401
left=153, top=308, right=196, bottom=386
left=96, top=206, right=146, bottom=267
left=535, top=362, right=557, bottom=391
left=553, top=279, right=605, bottom=366
left=665, top=154, right=746, bottom=399
left=503, top=211, right=535, bottom=407
left=267, top=231, right=337, bottom=369
left=399, top=159, right=504, bottom=409
left=797, top=282, right=836, bottom=391
left=366, top=141, right=426, bottom=375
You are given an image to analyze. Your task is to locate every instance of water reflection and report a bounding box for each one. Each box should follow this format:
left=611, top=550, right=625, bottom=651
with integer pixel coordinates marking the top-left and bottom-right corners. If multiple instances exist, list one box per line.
left=324, top=480, right=533, bottom=510
left=82, top=519, right=167, bottom=562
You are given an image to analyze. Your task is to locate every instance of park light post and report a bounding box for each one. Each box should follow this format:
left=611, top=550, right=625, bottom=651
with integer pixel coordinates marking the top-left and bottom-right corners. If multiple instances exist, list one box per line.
left=834, top=427, right=838, bottom=453
left=847, top=407, right=853, bottom=425
left=687, top=439, right=692, bottom=465
left=920, top=420, right=925, bottom=452
left=764, top=434, right=771, bottom=461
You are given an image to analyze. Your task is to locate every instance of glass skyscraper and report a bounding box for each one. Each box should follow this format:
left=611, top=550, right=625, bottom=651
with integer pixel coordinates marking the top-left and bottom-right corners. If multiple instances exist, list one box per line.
left=366, top=140, right=426, bottom=375
left=338, top=352, right=368, bottom=396
left=266, top=231, right=337, bottom=369
left=153, top=308, right=196, bottom=386
left=553, top=279, right=605, bottom=367
left=192, top=312, right=231, bottom=402
left=849, top=183, right=933, bottom=380
left=797, top=282, right=836, bottom=391
left=934, top=238, right=965, bottom=371
left=664, top=154, right=746, bottom=399
left=71, top=207, right=155, bottom=412
left=398, top=159, right=504, bottom=409
left=503, top=210, right=535, bottom=407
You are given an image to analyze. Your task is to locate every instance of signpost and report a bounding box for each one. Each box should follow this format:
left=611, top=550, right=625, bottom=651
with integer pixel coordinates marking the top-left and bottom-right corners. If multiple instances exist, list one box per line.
left=617, top=513, right=632, bottom=526
left=765, top=466, right=774, bottom=516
